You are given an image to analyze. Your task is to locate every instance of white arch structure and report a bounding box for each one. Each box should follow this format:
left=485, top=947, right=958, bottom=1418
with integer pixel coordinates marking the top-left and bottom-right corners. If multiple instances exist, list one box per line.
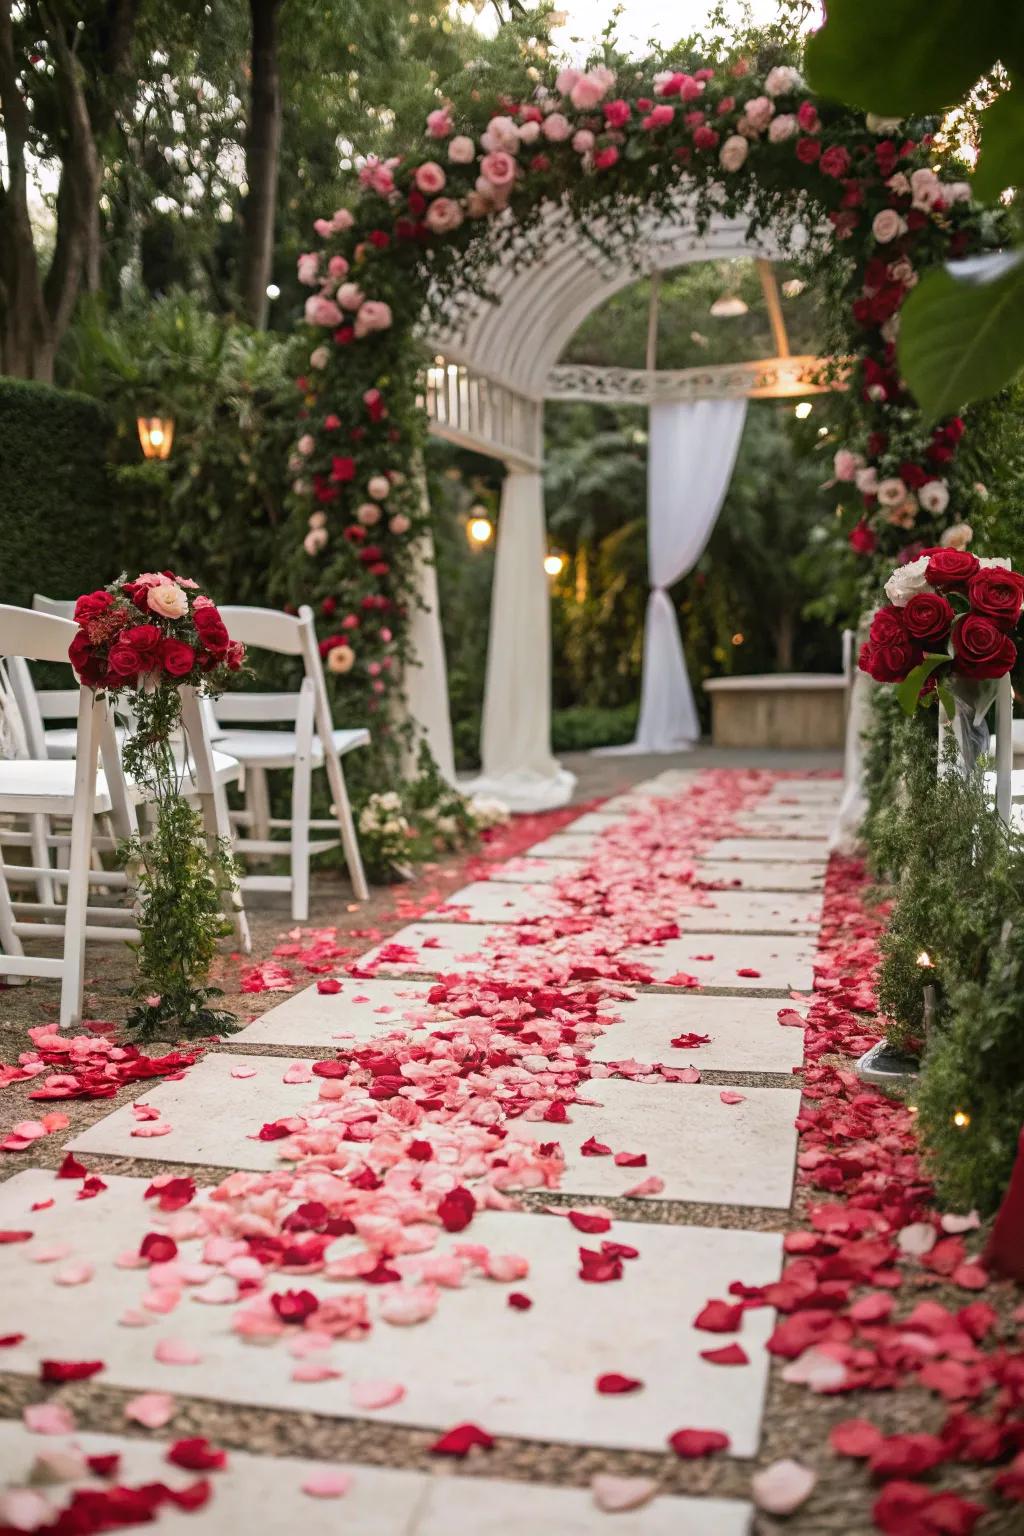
left=409, top=201, right=838, bottom=810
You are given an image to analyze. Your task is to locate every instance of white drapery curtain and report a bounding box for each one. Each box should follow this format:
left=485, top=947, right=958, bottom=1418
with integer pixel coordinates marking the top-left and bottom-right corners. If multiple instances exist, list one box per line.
left=611, top=397, right=748, bottom=754
left=462, top=468, right=575, bottom=811
left=401, top=470, right=456, bottom=783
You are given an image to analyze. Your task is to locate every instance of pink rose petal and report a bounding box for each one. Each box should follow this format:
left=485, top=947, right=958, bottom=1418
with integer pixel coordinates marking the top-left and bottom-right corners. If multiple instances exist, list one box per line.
left=591, top=1474, right=658, bottom=1513
left=751, top=1459, right=816, bottom=1515
left=719, top=1091, right=746, bottom=1106
left=154, top=1338, right=202, bottom=1366
left=301, top=1469, right=352, bottom=1498
left=350, top=1379, right=406, bottom=1411
left=23, top=1403, right=76, bottom=1436
left=124, top=1391, right=176, bottom=1428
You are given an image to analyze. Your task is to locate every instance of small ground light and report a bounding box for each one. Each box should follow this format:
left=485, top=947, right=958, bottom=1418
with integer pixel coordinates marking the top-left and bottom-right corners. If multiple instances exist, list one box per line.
left=794, top=400, right=813, bottom=419
left=266, top=283, right=281, bottom=299
left=544, top=553, right=566, bottom=577
left=953, top=1110, right=971, bottom=1128
left=467, top=515, right=493, bottom=545
left=137, top=416, right=174, bottom=460
left=916, top=950, right=932, bottom=968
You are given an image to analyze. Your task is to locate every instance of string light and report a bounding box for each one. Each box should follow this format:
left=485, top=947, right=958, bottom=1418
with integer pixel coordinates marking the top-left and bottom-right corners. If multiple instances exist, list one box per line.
left=794, top=400, right=813, bottom=420
left=265, top=283, right=281, bottom=299
left=467, top=512, right=493, bottom=546
left=543, top=552, right=566, bottom=577
left=953, top=1110, right=971, bottom=1128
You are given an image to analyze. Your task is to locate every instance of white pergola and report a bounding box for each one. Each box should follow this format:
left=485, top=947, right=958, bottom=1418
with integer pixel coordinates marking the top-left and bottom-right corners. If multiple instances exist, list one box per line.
left=403, top=202, right=836, bottom=810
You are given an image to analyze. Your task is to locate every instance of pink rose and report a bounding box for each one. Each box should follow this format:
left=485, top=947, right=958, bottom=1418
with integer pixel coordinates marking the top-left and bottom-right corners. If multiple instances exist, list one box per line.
left=542, top=112, right=571, bottom=142
left=919, top=480, right=950, bottom=514
left=742, top=95, right=774, bottom=131
left=304, top=294, right=342, bottom=327
left=297, top=252, right=319, bottom=286
left=327, top=255, right=349, bottom=278
left=481, top=115, right=520, bottom=154
left=479, top=150, right=516, bottom=188
left=309, top=345, right=329, bottom=369
left=336, top=282, right=364, bottom=311
left=354, top=300, right=392, bottom=338
left=833, top=449, right=862, bottom=482
left=719, top=134, right=749, bottom=171
left=572, top=129, right=595, bottom=154
left=297, top=434, right=314, bottom=456
left=764, top=64, right=802, bottom=97
left=426, top=106, right=453, bottom=138
left=389, top=514, right=411, bottom=535
left=602, top=98, right=631, bottom=128
left=517, top=119, right=540, bottom=144
left=878, top=477, right=908, bottom=507
left=425, top=197, right=464, bottom=234
left=303, top=528, right=328, bottom=556
left=693, top=125, right=719, bottom=151
left=147, top=582, right=189, bottom=620
left=357, top=503, right=381, bottom=526
left=642, top=104, right=674, bottom=130
left=447, top=134, right=476, bottom=164
left=415, top=161, right=446, bottom=194
left=910, top=167, right=942, bottom=209
left=555, top=67, right=580, bottom=96
left=367, top=474, right=391, bottom=500
left=872, top=209, right=906, bottom=244
left=593, top=146, right=619, bottom=170
left=313, top=218, right=334, bottom=238
left=767, top=114, right=797, bottom=143
left=796, top=101, right=819, bottom=133
left=570, top=70, right=612, bottom=111
left=330, top=208, right=353, bottom=233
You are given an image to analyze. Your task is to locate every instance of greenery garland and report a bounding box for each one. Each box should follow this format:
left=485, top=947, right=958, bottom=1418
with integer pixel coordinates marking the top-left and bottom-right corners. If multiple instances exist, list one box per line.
left=284, top=31, right=1005, bottom=757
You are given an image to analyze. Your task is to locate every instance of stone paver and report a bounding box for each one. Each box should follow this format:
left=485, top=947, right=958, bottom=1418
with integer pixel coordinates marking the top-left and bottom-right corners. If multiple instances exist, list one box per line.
left=627, top=933, right=816, bottom=991
left=695, top=861, right=825, bottom=893
left=240, top=978, right=438, bottom=1049
left=702, top=838, right=829, bottom=864
left=488, top=857, right=586, bottom=884
left=0, top=1171, right=781, bottom=1456
left=425, top=881, right=564, bottom=923
left=0, top=1424, right=753, bottom=1535
left=521, top=832, right=601, bottom=860
left=589, top=991, right=803, bottom=1075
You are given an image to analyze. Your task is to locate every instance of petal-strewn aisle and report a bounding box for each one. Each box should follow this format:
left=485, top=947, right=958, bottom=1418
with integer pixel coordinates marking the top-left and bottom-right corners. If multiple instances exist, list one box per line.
left=1, top=769, right=1020, bottom=1534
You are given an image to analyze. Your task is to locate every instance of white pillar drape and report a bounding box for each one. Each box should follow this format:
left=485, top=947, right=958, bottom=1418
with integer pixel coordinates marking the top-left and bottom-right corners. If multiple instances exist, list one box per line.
left=401, top=477, right=456, bottom=783
left=462, top=467, right=576, bottom=811
left=610, top=397, right=748, bottom=755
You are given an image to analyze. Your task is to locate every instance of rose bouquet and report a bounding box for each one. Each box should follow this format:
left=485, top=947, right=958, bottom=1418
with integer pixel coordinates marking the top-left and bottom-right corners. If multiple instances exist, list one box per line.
left=859, top=550, right=1023, bottom=724
left=69, top=573, right=246, bottom=1040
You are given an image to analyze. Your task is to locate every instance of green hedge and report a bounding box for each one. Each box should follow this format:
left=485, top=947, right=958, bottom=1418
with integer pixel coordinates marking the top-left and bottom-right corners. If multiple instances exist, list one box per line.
left=0, top=379, right=118, bottom=608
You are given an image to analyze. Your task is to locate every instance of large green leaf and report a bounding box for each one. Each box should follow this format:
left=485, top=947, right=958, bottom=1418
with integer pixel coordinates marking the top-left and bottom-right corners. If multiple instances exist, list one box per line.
left=897, top=251, right=1024, bottom=420
left=973, top=86, right=1024, bottom=202
left=896, top=654, right=952, bottom=716
left=804, top=0, right=1006, bottom=114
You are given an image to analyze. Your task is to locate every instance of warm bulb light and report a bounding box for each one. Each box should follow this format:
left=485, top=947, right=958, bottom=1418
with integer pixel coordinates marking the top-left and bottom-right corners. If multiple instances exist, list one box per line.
left=137, top=416, right=174, bottom=460
left=916, top=950, right=932, bottom=968
left=266, top=283, right=281, bottom=299
left=794, top=400, right=813, bottom=420
left=543, top=553, right=566, bottom=577
left=468, top=515, right=493, bottom=546
left=731, top=633, right=744, bottom=645
left=953, top=1109, right=970, bottom=1128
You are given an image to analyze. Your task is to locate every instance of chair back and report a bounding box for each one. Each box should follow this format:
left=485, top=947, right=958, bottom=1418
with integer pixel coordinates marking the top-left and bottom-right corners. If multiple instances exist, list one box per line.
left=218, top=605, right=306, bottom=657
left=33, top=594, right=77, bottom=621
left=0, top=604, right=79, bottom=666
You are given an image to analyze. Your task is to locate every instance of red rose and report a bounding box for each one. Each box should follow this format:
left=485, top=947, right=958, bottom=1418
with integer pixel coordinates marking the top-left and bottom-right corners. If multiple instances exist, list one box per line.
left=593, top=145, right=620, bottom=169
left=924, top=547, right=980, bottom=588
left=160, top=638, right=195, bottom=677
left=73, top=591, right=113, bottom=625
left=848, top=519, right=876, bottom=555
left=121, top=624, right=162, bottom=667
left=193, top=606, right=230, bottom=655
left=226, top=641, right=245, bottom=671
left=692, top=125, right=719, bottom=151
left=68, top=630, right=106, bottom=686
left=106, top=641, right=143, bottom=680
left=966, top=568, right=1024, bottom=632
left=602, top=98, right=631, bottom=128
left=952, top=614, right=1017, bottom=679
left=819, top=145, right=851, bottom=178
left=795, top=136, right=821, bottom=163
left=330, top=455, right=356, bottom=483
left=902, top=592, right=954, bottom=647
left=869, top=605, right=907, bottom=646
left=797, top=101, right=820, bottom=132
left=861, top=637, right=922, bottom=682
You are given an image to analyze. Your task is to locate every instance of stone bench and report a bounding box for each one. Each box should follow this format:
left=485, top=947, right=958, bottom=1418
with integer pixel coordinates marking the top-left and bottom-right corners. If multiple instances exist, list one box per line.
left=703, top=673, right=847, bottom=750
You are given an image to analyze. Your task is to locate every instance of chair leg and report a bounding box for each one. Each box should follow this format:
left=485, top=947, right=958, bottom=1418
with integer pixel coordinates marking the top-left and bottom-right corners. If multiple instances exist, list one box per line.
left=0, top=858, right=27, bottom=981
left=247, top=766, right=272, bottom=859
left=291, top=756, right=312, bottom=923
left=205, top=777, right=252, bottom=954
left=324, top=749, right=370, bottom=902
left=28, top=813, right=56, bottom=908
left=59, top=789, right=98, bottom=1033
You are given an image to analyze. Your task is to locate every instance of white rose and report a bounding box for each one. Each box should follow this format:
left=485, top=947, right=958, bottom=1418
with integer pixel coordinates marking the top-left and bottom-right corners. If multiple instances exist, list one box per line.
left=884, top=555, right=931, bottom=607
left=147, top=582, right=189, bottom=619
left=367, top=474, right=390, bottom=500
left=764, top=64, right=802, bottom=97
left=918, top=480, right=950, bottom=514
left=309, top=345, right=329, bottom=369
left=855, top=466, right=879, bottom=496
left=877, top=477, right=908, bottom=507
left=978, top=556, right=1011, bottom=570
left=448, top=134, right=476, bottom=164
left=939, top=522, right=973, bottom=550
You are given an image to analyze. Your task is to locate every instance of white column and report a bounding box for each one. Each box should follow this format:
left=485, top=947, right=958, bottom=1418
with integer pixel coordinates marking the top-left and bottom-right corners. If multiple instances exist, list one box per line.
left=402, top=481, right=456, bottom=782
left=463, top=466, right=575, bottom=812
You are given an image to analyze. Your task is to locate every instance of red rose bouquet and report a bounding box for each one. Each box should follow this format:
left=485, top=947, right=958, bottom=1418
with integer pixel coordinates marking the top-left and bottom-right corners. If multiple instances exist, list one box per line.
left=69, top=573, right=244, bottom=692
left=859, top=549, right=1022, bottom=716
left=68, top=573, right=246, bottom=1042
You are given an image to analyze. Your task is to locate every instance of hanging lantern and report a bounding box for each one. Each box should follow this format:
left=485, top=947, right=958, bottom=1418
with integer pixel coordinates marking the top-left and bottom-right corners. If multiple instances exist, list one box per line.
left=137, top=416, right=175, bottom=460
left=709, top=291, right=748, bottom=318
left=467, top=506, right=493, bottom=546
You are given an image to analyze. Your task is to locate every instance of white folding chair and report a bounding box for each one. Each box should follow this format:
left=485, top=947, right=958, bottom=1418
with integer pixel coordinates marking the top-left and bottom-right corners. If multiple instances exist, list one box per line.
left=0, top=605, right=143, bottom=1027
left=212, top=604, right=370, bottom=915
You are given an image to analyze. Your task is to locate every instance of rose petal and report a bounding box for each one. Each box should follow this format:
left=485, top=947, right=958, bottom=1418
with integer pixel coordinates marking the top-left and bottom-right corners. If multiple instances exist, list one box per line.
left=124, top=1391, right=177, bottom=1428
left=302, top=1469, right=352, bottom=1498
left=751, top=1459, right=816, bottom=1515
left=350, top=1379, right=405, bottom=1410
left=591, top=1474, right=658, bottom=1513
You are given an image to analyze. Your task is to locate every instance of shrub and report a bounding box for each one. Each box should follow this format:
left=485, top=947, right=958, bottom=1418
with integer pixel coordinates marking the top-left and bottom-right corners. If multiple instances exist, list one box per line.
left=0, top=378, right=117, bottom=608
left=551, top=703, right=638, bottom=752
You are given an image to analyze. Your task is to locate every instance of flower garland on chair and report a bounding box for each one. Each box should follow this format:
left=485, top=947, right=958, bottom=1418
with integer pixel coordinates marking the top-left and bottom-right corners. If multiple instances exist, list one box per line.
left=69, top=574, right=246, bottom=1040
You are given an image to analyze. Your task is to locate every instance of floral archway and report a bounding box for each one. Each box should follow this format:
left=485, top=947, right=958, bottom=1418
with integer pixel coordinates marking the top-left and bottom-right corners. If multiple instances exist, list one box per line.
left=287, top=40, right=997, bottom=786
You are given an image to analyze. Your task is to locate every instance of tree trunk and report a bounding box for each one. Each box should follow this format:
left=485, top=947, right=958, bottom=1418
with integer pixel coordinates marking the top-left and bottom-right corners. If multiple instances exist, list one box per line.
left=774, top=609, right=795, bottom=672
left=242, top=0, right=283, bottom=329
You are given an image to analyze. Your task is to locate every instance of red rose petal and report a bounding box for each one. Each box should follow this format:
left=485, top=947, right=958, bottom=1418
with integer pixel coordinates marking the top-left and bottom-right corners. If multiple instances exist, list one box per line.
left=167, top=1437, right=228, bottom=1472
left=507, top=1293, right=532, bottom=1310
left=430, top=1423, right=495, bottom=1457
left=668, top=1427, right=730, bottom=1458
left=596, top=1373, right=643, bottom=1394
left=568, top=1210, right=611, bottom=1234
left=40, top=1359, right=105, bottom=1382
left=700, top=1343, right=749, bottom=1366
left=694, top=1299, right=744, bottom=1333
left=56, top=1151, right=87, bottom=1179
left=830, top=1419, right=885, bottom=1459
left=437, top=1186, right=475, bottom=1233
